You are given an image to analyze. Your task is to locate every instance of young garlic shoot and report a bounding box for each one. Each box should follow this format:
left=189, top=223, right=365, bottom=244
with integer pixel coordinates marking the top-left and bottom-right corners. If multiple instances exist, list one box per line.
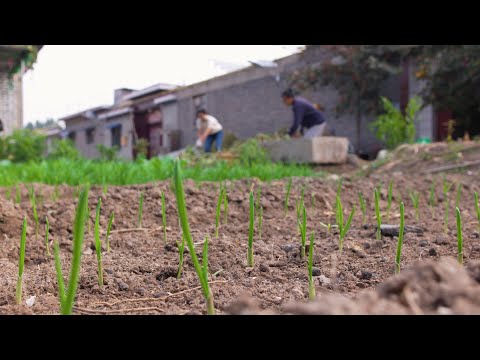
left=94, top=198, right=103, bottom=287
left=215, top=185, right=224, bottom=239
left=284, top=177, right=292, bottom=217
left=247, top=191, right=255, bottom=267
left=409, top=190, right=420, bottom=222
left=336, top=196, right=355, bottom=254
left=374, top=188, right=381, bottom=240
left=298, top=205, right=307, bottom=259
left=358, top=191, right=367, bottom=226
left=173, top=160, right=215, bottom=315
left=16, top=217, right=27, bottom=305
left=395, top=202, right=405, bottom=275
left=223, top=184, right=228, bottom=225
left=456, top=207, right=463, bottom=266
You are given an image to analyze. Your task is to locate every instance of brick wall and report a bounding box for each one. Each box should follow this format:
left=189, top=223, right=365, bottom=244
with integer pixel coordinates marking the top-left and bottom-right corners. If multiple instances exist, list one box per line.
left=0, top=71, right=22, bottom=136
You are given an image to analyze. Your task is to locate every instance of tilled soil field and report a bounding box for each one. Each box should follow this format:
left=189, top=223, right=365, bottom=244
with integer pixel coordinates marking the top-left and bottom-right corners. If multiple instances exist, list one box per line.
left=1, top=171, right=480, bottom=315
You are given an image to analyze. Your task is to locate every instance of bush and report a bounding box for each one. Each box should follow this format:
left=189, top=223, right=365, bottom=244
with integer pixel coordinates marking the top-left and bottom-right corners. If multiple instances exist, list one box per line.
left=48, top=139, right=82, bottom=160
left=134, top=139, right=149, bottom=159
left=235, top=138, right=270, bottom=166
left=97, top=144, right=119, bottom=161
left=222, top=132, right=239, bottom=150
left=369, top=96, right=422, bottom=150
left=0, top=129, right=46, bottom=163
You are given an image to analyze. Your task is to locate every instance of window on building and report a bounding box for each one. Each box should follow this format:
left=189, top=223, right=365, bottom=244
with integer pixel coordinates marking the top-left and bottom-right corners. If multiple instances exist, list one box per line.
left=68, top=131, right=76, bottom=142
left=86, top=128, right=95, bottom=144
left=111, top=125, right=122, bottom=148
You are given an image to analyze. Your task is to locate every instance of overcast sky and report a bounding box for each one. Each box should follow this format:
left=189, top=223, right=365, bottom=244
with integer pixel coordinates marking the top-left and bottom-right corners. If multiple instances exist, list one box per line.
left=23, top=45, right=304, bottom=125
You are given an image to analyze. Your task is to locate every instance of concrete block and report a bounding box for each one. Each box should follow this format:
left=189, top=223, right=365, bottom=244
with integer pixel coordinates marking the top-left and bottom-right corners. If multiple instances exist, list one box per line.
left=264, top=137, right=349, bottom=164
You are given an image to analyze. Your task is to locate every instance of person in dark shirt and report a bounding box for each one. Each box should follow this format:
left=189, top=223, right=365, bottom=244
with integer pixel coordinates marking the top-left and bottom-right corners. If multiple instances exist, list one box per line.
left=282, top=89, right=327, bottom=138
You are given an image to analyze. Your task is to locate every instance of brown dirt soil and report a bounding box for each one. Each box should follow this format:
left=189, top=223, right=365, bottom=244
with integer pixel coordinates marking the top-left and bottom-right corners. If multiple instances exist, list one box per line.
left=1, top=170, right=480, bottom=315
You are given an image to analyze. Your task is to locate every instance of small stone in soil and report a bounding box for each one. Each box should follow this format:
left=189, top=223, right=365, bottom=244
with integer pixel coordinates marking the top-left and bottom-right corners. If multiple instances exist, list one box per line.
left=281, top=244, right=296, bottom=253
left=116, top=280, right=129, bottom=291
left=419, top=240, right=428, bottom=247
left=472, top=245, right=480, bottom=253
left=356, top=282, right=366, bottom=289
left=259, top=263, right=269, bottom=272
left=363, top=242, right=371, bottom=250
left=154, top=291, right=169, bottom=298
left=312, top=268, right=321, bottom=277
left=357, top=271, right=373, bottom=280
left=135, top=288, right=146, bottom=296
left=472, top=232, right=479, bottom=239
left=363, top=224, right=369, bottom=230
left=428, top=248, right=438, bottom=256
left=318, top=275, right=331, bottom=285
left=434, top=236, right=449, bottom=245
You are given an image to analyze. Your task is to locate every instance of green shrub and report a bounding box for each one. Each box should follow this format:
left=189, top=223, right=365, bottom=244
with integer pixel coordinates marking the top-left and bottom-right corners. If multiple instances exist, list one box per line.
left=48, top=139, right=81, bottom=160
left=0, top=129, right=46, bottom=163
left=369, top=96, right=422, bottom=150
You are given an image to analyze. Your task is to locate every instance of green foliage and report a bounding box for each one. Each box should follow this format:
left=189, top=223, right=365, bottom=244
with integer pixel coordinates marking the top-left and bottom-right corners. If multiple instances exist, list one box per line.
left=0, top=129, right=46, bottom=163
left=374, top=188, right=381, bottom=240
left=134, top=139, right=149, bottom=159
left=47, top=139, right=81, bottom=160
left=336, top=196, right=355, bottom=253
left=369, top=97, right=422, bottom=150
left=235, top=138, right=270, bottom=166
left=97, top=145, right=119, bottom=162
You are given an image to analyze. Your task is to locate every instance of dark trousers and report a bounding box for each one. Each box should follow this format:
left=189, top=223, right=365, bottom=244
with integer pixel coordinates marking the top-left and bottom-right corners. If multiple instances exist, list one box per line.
left=204, top=130, right=224, bottom=153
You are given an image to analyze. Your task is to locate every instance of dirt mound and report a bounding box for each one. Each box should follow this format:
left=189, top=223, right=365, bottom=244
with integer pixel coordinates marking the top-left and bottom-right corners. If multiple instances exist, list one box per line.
left=361, top=141, right=480, bottom=177
left=227, top=257, right=480, bottom=314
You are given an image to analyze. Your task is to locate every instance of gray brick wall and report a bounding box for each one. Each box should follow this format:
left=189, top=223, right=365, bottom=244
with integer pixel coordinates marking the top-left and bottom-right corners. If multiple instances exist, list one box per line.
left=0, top=71, right=22, bottom=136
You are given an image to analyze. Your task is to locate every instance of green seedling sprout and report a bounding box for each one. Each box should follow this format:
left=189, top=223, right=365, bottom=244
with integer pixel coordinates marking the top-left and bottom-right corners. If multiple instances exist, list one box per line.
left=106, top=212, right=114, bottom=252
left=386, top=180, right=393, bottom=223
left=320, top=222, right=337, bottom=235
left=409, top=190, right=420, bottom=222
left=374, top=188, right=381, bottom=240
left=16, top=217, right=27, bottom=305
left=215, top=185, right=224, bottom=239
left=15, top=184, right=21, bottom=204
left=248, top=191, right=255, bottom=267
left=455, top=183, right=462, bottom=208
left=138, top=192, right=144, bottom=228
left=456, top=207, right=463, bottom=266
left=443, top=177, right=453, bottom=234
left=177, top=232, right=185, bottom=279
left=258, top=206, right=263, bottom=240
left=337, top=177, right=343, bottom=198
left=284, top=177, right=292, bottom=217
left=53, top=240, right=65, bottom=307
left=45, top=216, right=51, bottom=256
left=223, top=184, right=228, bottom=225
left=336, top=196, right=355, bottom=254
left=475, top=192, right=480, bottom=231
left=173, top=160, right=215, bottom=315
left=87, top=206, right=91, bottom=234
left=161, top=191, right=167, bottom=244
left=54, top=186, right=89, bottom=315
left=28, top=185, right=39, bottom=240
left=311, top=193, right=315, bottom=208
left=395, top=202, right=405, bottom=274
left=6, top=186, right=12, bottom=200
left=103, top=183, right=108, bottom=195
left=94, top=198, right=103, bottom=288
left=308, top=232, right=315, bottom=300
left=298, top=205, right=307, bottom=259
left=358, top=191, right=367, bottom=225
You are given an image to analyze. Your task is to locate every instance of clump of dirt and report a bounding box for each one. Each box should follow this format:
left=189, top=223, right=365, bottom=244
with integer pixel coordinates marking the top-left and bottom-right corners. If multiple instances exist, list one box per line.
left=361, top=141, right=480, bottom=177
left=227, top=257, right=480, bottom=315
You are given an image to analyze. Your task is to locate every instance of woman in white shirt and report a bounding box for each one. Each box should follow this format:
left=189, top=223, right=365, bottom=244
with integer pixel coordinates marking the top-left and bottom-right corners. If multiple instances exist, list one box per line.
left=196, top=109, right=224, bottom=153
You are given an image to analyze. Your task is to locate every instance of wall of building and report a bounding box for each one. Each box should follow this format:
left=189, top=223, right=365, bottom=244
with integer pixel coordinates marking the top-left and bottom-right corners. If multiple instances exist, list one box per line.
left=409, top=59, right=435, bottom=140
left=64, top=117, right=100, bottom=158
left=103, top=113, right=135, bottom=160
left=161, top=101, right=179, bottom=152
left=0, top=71, right=23, bottom=136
